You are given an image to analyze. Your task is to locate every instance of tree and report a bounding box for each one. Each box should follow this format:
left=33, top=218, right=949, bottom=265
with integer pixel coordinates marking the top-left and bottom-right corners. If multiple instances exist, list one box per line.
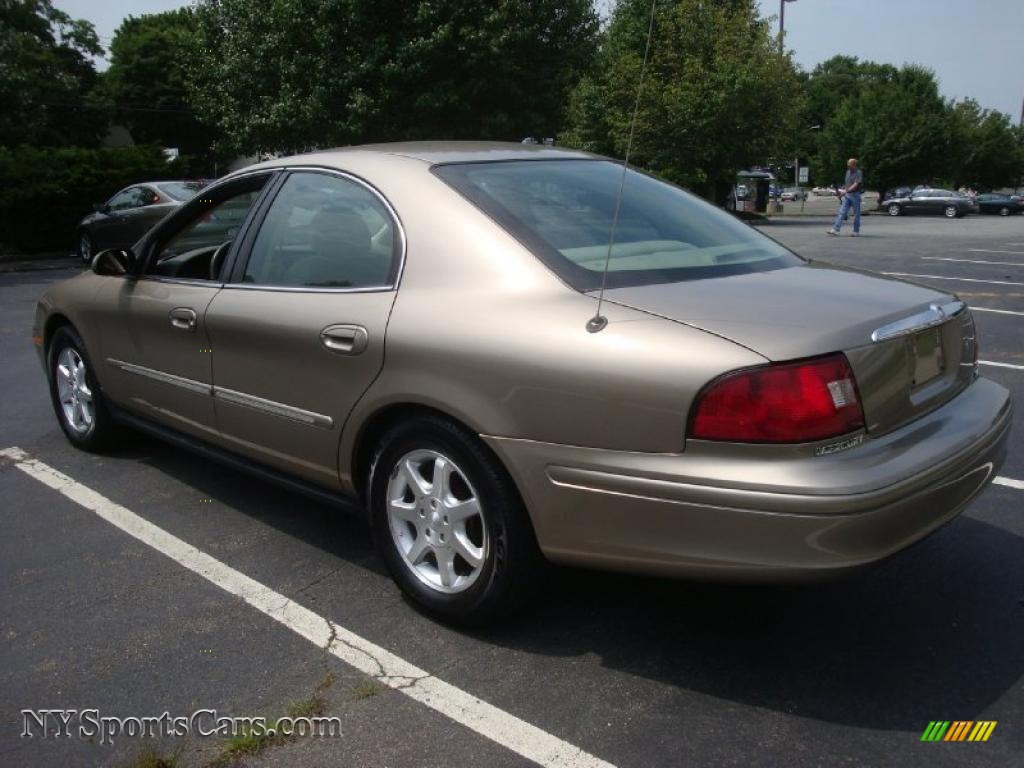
left=104, top=9, right=220, bottom=160
left=795, top=56, right=897, bottom=184
left=0, top=0, right=109, bottom=147
left=946, top=99, right=1021, bottom=191
left=562, top=0, right=804, bottom=200
left=188, top=0, right=599, bottom=155
left=815, top=65, right=950, bottom=199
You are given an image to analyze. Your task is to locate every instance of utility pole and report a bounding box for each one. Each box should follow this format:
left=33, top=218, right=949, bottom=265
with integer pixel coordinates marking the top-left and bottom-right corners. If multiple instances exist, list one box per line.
left=771, top=0, right=797, bottom=214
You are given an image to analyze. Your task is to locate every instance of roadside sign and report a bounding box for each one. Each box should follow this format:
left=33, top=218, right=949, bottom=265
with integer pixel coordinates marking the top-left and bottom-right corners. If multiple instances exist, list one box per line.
left=798, top=166, right=809, bottom=183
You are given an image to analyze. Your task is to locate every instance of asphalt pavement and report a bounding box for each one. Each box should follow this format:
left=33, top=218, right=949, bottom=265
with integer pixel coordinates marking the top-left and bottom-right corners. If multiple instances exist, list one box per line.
left=1, top=214, right=1022, bottom=767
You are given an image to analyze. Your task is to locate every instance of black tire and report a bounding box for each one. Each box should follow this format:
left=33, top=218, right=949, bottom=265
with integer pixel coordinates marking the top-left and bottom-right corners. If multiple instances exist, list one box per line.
left=368, top=414, right=546, bottom=625
left=887, top=203, right=901, bottom=216
left=999, top=207, right=1010, bottom=216
left=944, top=205, right=958, bottom=218
left=47, top=325, right=119, bottom=451
left=77, top=231, right=94, bottom=264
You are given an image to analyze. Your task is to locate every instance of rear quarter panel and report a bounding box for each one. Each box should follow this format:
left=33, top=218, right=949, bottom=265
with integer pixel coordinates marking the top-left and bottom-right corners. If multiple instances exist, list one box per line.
left=336, top=160, right=764, bottom=488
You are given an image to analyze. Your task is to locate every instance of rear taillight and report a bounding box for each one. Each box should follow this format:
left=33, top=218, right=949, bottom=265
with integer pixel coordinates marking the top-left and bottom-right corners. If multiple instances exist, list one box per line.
left=690, top=353, right=865, bottom=443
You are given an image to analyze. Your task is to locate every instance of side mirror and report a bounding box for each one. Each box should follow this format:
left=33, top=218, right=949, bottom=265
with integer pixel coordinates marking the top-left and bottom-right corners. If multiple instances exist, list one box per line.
left=92, top=248, right=135, bottom=276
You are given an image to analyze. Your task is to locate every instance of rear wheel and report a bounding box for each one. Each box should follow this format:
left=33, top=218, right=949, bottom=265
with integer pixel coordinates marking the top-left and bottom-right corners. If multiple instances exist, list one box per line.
left=368, top=414, right=545, bottom=625
left=999, top=207, right=1010, bottom=216
left=47, top=326, right=118, bottom=451
left=887, top=203, right=901, bottom=216
left=78, top=231, right=94, bottom=263
left=944, top=205, right=958, bottom=218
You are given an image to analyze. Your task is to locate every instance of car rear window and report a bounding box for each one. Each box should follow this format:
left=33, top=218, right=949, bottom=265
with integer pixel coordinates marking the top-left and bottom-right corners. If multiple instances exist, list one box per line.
left=434, top=159, right=800, bottom=290
left=158, top=181, right=205, bottom=201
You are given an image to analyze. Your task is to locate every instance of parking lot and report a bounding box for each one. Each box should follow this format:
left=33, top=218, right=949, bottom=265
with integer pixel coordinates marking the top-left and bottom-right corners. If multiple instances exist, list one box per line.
left=1, top=214, right=1022, bottom=767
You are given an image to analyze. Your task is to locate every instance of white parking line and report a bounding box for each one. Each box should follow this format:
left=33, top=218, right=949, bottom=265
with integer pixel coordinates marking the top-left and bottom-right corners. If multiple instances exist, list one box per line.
left=923, top=257, right=1023, bottom=267
left=968, top=249, right=1024, bottom=255
left=994, top=476, right=1024, bottom=490
left=979, top=360, right=1024, bottom=371
left=970, top=307, right=1024, bottom=317
left=0, top=447, right=612, bottom=768
left=882, top=272, right=1024, bottom=287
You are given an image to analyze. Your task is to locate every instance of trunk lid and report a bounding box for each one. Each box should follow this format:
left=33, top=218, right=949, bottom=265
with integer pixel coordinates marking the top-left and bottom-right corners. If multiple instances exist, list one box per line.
left=601, top=261, right=977, bottom=435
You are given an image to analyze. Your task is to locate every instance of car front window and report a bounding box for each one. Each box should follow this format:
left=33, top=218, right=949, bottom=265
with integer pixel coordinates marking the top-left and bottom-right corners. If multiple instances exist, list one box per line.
left=434, top=159, right=801, bottom=290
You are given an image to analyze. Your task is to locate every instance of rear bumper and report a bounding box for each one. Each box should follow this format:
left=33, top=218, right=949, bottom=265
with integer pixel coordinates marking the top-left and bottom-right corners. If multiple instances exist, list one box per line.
left=484, top=378, right=1011, bottom=579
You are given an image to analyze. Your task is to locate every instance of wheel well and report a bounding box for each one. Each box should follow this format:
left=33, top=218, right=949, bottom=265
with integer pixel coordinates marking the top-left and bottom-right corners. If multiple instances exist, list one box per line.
left=43, top=313, right=72, bottom=356
left=351, top=403, right=497, bottom=503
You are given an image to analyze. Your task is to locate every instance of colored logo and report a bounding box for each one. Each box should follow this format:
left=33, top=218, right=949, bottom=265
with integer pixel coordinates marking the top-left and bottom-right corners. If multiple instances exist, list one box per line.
left=921, top=721, right=996, bottom=742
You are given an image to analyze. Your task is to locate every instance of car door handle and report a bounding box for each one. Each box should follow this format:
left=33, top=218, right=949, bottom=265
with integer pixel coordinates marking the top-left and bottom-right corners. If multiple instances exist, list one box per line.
left=320, top=324, right=368, bottom=355
left=169, top=307, right=197, bottom=331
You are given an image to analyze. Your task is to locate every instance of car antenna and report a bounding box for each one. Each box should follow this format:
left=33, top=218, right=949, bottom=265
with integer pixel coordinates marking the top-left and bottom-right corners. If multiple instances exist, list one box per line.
left=587, top=0, right=658, bottom=334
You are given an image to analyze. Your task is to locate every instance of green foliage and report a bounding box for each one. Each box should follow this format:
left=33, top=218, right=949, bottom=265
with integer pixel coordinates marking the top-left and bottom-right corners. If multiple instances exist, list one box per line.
left=562, top=0, right=804, bottom=199
left=188, top=0, right=600, bottom=154
left=0, top=0, right=110, bottom=147
left=815, top=65, right=950, bottom=196
left=104, top=9, right=221, bottom=161
left=946, top=99, right=1022, bottom=190
left=0, top=145, right=185, bottom=253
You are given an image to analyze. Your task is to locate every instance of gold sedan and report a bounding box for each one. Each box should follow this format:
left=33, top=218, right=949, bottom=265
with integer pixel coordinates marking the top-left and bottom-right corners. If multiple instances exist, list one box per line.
left=35, top=143, right=1011, bottom=623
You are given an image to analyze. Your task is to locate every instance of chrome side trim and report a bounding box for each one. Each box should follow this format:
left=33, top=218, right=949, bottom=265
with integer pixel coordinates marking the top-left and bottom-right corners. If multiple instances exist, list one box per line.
left=870, top=300, right=965, bottom=343
left=212, top=386, right=334, bottom=429
left=107, top=358, right=212, bottom=395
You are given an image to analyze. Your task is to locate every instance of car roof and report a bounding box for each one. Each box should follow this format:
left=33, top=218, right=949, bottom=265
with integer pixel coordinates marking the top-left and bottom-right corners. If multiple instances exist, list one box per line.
left=244, top=141, right=598, bottom=173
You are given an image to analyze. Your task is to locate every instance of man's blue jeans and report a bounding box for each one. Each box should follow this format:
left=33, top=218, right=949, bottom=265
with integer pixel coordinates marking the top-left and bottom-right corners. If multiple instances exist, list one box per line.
left=832, top=192, right=861, bottom=233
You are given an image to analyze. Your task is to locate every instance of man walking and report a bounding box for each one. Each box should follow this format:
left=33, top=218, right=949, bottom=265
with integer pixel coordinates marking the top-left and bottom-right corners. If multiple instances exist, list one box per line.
left=827, top=158, right=863, bottom=236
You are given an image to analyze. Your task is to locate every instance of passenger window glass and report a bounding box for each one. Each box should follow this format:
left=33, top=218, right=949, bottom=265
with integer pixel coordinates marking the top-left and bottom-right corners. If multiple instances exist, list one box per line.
left=107, top=188, right=139, bottom=211
left=243, top=172, right=396, bottom=289
left=146, top=177, right=268, bottom=281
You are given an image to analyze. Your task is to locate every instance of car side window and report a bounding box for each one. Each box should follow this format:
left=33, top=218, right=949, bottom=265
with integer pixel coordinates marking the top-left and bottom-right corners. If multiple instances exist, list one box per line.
left=242, top=172, right=397, bottom=289
left=145, top=176, right=269, bottom=281
left=107, top=188, right=140, bottom=211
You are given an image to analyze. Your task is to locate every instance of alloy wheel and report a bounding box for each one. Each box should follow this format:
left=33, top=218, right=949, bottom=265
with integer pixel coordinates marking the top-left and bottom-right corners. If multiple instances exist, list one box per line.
left=55, top=347, right=94, bottom=435
left=386, top=449, right=488, bottom=594
left=944, top=205, right=957, bottom=218
left=999, top=207, right=1009, bottom=216
left=79, top=233, right=92, bottom=263
left=888, top=204, right=900, bottom=216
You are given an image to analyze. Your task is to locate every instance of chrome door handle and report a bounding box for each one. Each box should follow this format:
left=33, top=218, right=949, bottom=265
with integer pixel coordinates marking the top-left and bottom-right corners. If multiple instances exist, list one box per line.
left=169, top=307, right=197, bottom=331
left=320, top=324, right=368, bottom=355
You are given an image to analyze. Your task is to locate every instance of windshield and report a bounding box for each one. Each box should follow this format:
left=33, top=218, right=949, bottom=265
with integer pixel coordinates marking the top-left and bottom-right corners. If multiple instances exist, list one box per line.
left=157, top=181, right=205, bottom=201
left=434, top=159, right=801, bottom=290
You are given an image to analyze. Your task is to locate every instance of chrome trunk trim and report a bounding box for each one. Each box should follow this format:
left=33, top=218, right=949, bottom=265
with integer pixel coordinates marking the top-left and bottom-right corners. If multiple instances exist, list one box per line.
left=870, top=300, right=965, bottom=343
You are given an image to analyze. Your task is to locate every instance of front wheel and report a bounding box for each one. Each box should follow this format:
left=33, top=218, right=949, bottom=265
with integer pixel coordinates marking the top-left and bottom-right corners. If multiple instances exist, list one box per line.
left=944, top=205, right=959, bottom=218
left=78, top=231, right=94, bottom=263
left=888, top=203, right=901, bottom=216
left=47, top=326, right=119, bottom=451
left=368, top=415, right=545, bottom=625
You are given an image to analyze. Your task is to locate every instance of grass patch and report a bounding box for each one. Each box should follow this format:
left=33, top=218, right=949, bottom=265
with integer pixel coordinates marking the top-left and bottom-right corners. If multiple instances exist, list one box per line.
left=210, top=694, right=328, bottom=766
left=351, top=680, right=380, bottom=700
left=119, top=741, right=184, bottom=768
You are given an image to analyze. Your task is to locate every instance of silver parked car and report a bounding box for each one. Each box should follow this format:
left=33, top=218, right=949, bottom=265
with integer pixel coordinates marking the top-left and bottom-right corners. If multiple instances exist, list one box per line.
left=35, top=143, right=1011, bottom=623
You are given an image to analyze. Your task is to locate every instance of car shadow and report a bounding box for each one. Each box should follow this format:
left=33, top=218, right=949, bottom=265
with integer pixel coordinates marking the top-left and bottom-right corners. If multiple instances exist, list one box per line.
left=115, top=431, right=1024, bottom=734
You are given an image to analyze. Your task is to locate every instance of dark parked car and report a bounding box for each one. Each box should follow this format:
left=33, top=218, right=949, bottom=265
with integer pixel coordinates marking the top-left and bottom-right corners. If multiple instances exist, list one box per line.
left=76, top=181, right=206, bottom=262
left=975, top=193, right=1024, bottom=216
left=883, top=188, right=977, bottom=218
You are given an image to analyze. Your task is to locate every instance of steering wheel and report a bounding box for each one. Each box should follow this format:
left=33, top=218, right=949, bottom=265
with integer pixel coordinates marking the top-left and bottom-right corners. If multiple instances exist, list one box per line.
left=209, top=240, right=233, bottom=280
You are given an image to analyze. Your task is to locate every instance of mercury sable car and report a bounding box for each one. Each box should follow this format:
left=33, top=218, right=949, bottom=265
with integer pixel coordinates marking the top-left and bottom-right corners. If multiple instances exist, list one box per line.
left=35, top=143, right=1011, bottom=623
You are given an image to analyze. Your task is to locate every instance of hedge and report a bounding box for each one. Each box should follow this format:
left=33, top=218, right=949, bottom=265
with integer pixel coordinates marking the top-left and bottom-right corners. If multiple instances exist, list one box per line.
left=0, top=145, right=188, bottom=254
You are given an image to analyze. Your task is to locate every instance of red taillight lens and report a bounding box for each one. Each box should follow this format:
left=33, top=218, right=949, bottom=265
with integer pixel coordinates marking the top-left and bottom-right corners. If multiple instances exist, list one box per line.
left=690, top=353, right=865, bottom=443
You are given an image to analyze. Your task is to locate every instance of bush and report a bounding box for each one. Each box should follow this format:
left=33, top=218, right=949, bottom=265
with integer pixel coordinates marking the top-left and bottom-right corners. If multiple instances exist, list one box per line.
left=0, top=144, right=187, bottom=254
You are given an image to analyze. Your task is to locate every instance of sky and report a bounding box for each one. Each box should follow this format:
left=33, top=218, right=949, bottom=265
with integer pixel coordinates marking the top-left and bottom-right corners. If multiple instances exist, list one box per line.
left=56, top=0, right=1023, bottom=120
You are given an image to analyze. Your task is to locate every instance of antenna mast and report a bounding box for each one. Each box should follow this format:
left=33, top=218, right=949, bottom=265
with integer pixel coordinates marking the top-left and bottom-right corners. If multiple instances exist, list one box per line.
left=587, top=0, right=659, bottom=333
